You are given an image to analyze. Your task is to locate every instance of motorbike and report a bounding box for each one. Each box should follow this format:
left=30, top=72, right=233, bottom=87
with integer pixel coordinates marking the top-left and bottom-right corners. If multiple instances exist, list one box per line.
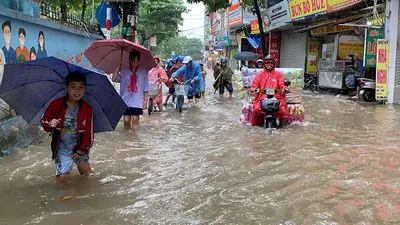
left=357, top=77, right=375, bottom=102
left=259, top=80, right=291, bottom=129
left=303, top=74, right=318, bottom=92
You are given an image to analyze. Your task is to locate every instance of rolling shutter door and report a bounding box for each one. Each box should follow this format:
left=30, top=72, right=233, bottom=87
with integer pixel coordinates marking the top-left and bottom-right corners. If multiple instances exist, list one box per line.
left=280, top=30, right=307, bottom=69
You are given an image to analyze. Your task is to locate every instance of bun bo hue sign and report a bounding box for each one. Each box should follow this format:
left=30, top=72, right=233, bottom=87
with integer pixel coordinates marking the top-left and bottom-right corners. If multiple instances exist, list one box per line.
left=289, top=0, right=327, bottom=20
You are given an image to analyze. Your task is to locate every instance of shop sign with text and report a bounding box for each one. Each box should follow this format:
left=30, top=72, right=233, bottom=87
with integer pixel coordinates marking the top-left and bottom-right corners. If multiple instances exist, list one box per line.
left=289, top=0, right=327, bottom=21
left=266, top=0, right=291, bottom=30
left=365, top=28, right=384, bottom=67
left=376, top=39, right=389, bottom=101
left=228, top=2, right=243, bottom=28
left=327, top=0, right=362, bottom=13
left=310, top=24, right=354, bottom=36
left=269, top=31, right=281, bottom=66
left=250, top=19, right=269, bottom=34
left=306, top=38, right=322, bottom=74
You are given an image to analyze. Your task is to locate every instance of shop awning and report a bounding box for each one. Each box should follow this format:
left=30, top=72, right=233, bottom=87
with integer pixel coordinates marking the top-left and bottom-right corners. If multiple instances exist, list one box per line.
left=294, top=12, right=374, bottom=33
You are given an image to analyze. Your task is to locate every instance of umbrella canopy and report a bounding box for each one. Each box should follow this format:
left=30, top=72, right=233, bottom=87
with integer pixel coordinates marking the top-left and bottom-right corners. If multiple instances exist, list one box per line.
left=234, top=51, right=259, bottom=61
left=84, top=39, right=155, bottom=73
left=0, top=57, right=127, bottom=133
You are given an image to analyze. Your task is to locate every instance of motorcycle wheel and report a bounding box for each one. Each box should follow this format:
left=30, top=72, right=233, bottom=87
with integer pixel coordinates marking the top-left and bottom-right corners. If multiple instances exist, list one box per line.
left=309, top=83, right=317, bottom=92
left=362, top=91, right=375, bottom=102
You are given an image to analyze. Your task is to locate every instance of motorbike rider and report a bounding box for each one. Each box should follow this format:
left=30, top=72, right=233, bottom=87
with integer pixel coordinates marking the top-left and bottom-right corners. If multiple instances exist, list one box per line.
left=250, top=55, right=289, bottom=127
left=164, top=56, right=184, bottom=105
left=170, top=56, right=203, bottom=103
left=215, top=58, right=234, bottom=99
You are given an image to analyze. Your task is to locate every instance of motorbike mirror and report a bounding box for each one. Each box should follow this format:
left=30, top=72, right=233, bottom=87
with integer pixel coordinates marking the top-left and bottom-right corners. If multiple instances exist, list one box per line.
left=284, top=80, right=291, bottom=86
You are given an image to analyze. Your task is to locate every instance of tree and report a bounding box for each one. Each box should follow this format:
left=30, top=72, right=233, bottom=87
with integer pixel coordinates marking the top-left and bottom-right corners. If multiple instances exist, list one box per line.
left=153, top=36, right=203, bottom=61
left=137, top=0, right=187, bottom=46
left=186, top=0, right=266, bottom=12
left=41, top=0, right=102, bottom=22
left=188, top=0, right=267, bottom=56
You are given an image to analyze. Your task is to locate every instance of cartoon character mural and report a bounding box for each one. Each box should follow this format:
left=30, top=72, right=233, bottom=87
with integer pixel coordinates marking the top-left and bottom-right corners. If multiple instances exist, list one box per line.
left=0, top=48, right=4, bottom=77
left=30, top=46, right=36, bottom=60
left=16, top=28, right=29, bottom=62
left=37, top=31, right=47, bottom=59
left=2, top=20, right=17, bottom=64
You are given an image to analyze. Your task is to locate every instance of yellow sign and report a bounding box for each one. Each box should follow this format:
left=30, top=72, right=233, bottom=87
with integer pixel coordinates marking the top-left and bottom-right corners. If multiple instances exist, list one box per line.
left=327, top=0, right=362, bottom=13
left=376, top=39, right=389, bottom=101
left=311, top=24, right=354, bottom=36
left=306, top=38, right=322, bottom=74
left=337, top=35, right=364, bottom=60
left=250, top=19, right=268, bottom=35
left=289, top=0, right=327, bottom=20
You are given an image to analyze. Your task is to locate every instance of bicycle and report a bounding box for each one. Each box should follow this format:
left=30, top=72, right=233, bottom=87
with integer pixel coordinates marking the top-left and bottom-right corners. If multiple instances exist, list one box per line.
left=148, top=84, right=161, bottom=115
left=174, top=79, right=191, bottom=113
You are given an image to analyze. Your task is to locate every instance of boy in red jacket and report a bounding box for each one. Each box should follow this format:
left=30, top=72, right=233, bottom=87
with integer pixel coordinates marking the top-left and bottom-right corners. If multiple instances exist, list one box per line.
left=41, top=72, right=94, bottom=185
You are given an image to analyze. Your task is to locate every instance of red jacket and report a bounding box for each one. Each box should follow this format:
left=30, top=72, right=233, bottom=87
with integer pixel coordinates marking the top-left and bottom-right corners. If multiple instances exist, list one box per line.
left=41, top=97, right=94, bottom=159
left=251, top=69, right=288, bottom=118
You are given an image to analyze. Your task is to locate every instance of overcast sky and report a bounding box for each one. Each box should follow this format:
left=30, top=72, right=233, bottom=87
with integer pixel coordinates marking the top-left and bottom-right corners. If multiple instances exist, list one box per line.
left=179, top=1, right=205, bottom=41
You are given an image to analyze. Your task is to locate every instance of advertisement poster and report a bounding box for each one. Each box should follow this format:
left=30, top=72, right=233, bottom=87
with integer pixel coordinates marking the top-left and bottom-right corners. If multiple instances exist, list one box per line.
left=326, top=0, right=362, bottom=13
left=269, top=31, right=281, bottom=67
left=337, top=35, right=364, bottom=60
left=365, top=28, right=384, bottom=67
left=307, top=38, right=322, bottom=74
left=241, top=68, right=304, bottom=89
left=376, top=39, right=389, bottom=101
left=289, top=0, right=327, bottom=21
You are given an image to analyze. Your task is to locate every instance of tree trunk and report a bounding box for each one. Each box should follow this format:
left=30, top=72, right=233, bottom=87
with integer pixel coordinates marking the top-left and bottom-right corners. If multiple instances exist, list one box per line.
left=81, top=0, right=87, bottom=21
left=60, top=1, right=68, bottom=23
left=253, top=0, right=268, bottom=57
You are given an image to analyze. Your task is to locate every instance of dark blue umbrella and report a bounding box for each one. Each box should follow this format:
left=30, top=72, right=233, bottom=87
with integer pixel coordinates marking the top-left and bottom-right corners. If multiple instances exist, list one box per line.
left=234, top=51, right=260, bottom=61
left=0, top=57, right=127, bottom=133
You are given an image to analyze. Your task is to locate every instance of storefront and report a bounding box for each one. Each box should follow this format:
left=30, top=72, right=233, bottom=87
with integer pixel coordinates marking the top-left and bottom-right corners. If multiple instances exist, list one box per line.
left=280, top=29, right=307, bottom=69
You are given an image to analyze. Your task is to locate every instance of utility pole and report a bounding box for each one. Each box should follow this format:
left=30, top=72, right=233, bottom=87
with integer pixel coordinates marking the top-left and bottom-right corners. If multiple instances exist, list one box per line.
left=253, top=0, right=268, bottom=57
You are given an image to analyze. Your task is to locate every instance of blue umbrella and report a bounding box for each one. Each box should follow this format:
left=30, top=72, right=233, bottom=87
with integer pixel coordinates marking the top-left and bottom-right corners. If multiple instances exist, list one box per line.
left=0, top=57, right=127, bottom=133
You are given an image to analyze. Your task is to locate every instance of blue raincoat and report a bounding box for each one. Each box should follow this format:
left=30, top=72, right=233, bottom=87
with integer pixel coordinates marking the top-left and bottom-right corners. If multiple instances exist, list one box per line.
left=172, top=62, right=203, bottom=96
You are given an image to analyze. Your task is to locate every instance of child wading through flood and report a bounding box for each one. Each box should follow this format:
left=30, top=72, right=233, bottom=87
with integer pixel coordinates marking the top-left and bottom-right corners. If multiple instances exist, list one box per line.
left=41, top=72, right=94, bottom=185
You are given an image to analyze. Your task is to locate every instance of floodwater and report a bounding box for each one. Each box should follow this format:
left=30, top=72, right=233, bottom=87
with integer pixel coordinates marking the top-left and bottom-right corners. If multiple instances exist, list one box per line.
left=1, top=78, right=400, bottom=225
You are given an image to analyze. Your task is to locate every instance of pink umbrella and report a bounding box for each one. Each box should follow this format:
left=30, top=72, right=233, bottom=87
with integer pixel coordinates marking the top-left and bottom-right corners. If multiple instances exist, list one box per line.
left=84, top=39, right=155, bottom=73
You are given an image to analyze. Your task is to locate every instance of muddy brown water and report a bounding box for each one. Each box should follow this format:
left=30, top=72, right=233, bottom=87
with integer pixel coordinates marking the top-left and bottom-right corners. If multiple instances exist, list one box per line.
left=1, top=78, right=400, bottom=225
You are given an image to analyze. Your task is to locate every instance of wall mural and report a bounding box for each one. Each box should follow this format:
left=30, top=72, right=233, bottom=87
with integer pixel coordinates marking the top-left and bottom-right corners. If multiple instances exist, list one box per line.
left=0, top=16, right=97, bottom=120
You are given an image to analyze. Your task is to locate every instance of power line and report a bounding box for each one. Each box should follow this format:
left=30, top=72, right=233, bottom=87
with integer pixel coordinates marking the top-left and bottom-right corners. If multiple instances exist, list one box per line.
left=179, top=25, right=206, bottom=32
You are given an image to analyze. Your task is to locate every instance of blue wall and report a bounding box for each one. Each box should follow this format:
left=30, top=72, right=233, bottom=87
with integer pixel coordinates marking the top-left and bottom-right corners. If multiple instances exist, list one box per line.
left=0, top=6, right=103, bottom=67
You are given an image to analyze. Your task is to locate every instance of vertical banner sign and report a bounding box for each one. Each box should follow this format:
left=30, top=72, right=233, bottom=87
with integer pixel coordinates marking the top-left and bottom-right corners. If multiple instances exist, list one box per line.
left=307, top=38, right=322, bottom=74
left=365, top=28, right=383, bottom=67
left=269, top=31, right=281, bottom=67
left=376, top=39, right=389, bottom=101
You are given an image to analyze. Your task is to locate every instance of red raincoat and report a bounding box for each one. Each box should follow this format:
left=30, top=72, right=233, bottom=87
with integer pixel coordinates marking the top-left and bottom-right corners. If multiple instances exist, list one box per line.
left=250, top=68, right=288, bottom=126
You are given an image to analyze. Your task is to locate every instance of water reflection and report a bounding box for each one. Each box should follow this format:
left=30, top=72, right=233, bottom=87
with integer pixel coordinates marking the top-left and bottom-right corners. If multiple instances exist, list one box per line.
left=1, top=90, right=400, bottom=224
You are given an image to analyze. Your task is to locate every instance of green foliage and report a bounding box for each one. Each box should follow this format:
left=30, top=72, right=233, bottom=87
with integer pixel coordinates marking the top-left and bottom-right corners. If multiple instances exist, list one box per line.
left=187, top=0, right=266, bottom=12
left=153, top=36, right=203, bottom=61
left=137, top=0, right=187, bottom=46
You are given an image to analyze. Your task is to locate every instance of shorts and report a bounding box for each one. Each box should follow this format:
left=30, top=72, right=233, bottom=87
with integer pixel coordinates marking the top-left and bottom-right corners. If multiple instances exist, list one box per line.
left=219, top=80, right=233, bottom=95
left=168, top=86, right=175, bottom=95
left=187, top=94, right=201, bottom=99
left=124, top=107, right=143, bottom=116
left=55, top=150, right=90, bottom=176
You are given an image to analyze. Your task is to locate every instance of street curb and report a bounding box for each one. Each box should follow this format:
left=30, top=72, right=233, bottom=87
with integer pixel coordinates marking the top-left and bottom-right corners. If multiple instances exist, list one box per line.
left=0, top=116, right=45, bottom=157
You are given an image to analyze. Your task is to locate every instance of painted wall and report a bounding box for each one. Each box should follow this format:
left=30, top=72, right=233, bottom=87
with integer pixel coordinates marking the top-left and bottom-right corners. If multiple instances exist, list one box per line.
left=0, top=6, right=103, bottom=68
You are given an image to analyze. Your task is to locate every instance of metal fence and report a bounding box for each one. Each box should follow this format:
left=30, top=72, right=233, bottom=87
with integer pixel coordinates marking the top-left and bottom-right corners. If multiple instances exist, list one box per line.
left=40, top=3, right=100, bottom=35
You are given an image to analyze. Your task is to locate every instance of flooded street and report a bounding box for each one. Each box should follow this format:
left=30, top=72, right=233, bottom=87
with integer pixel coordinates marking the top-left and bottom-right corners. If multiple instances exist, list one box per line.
left=1, top=83, right=400, bottom=224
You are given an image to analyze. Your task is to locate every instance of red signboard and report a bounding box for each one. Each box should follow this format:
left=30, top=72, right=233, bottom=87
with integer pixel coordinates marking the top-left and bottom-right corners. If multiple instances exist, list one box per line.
left=269, top=31, right=281, bottom=67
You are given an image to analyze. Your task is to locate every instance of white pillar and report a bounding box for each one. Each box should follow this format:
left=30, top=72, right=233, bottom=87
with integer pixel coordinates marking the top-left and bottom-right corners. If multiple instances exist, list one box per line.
left=385, top=0, right=398, bottom=104
left=106, top=7, right=112, bottom=40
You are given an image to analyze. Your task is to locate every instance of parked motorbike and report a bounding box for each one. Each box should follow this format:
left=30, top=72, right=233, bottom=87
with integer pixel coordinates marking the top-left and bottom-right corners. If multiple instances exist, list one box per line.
left=357, top=77, right=375, bottom=102
left=303, top=74, right=318, bottom=92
